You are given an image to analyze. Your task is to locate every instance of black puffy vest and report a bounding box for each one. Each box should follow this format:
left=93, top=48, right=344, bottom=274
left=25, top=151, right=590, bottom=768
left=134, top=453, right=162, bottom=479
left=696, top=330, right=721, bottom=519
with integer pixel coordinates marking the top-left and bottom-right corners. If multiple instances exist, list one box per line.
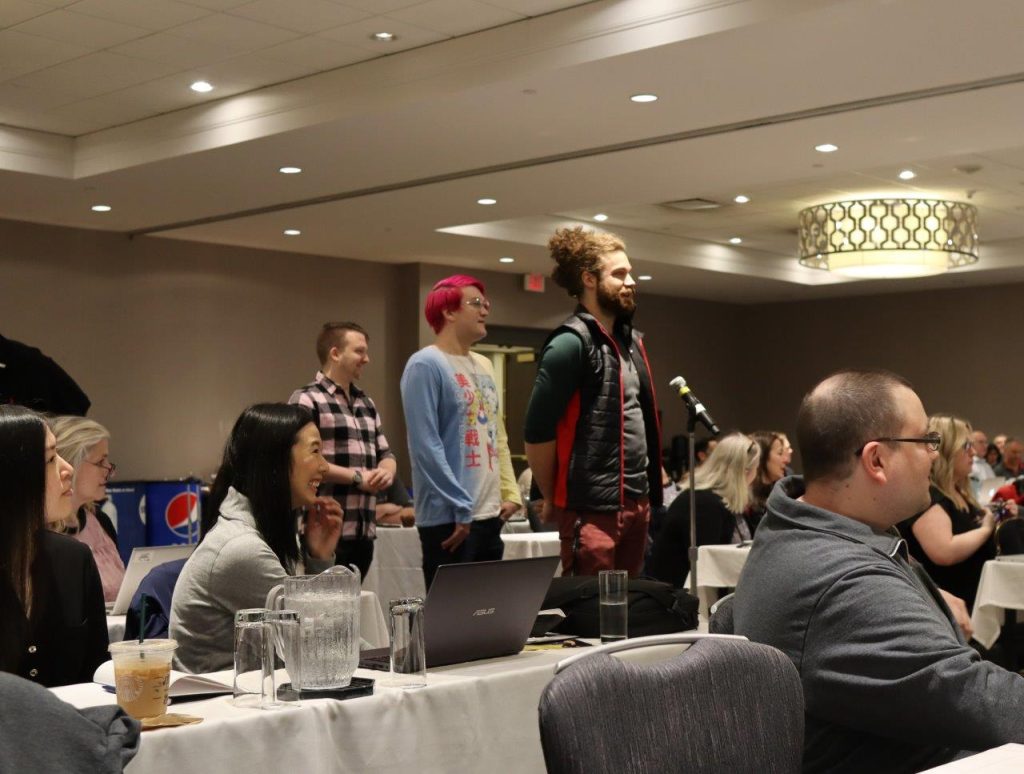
left=550, top=310, right=662, bottom=512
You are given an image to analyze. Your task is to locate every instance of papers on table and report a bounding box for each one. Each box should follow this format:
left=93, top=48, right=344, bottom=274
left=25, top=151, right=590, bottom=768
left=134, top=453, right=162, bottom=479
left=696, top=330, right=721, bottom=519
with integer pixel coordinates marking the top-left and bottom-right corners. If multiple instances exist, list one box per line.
left=94, top=660, right=233, bottom=698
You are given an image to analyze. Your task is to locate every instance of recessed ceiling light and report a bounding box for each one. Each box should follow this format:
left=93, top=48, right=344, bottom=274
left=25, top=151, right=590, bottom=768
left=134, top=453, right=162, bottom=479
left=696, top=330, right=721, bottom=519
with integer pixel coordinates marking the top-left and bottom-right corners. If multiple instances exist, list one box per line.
left=371, top=32, right=396, bottom=41
left=733, top=195, right=750, bottom=204
left=476, top=197, right=497, bottom=205
left=278, top=166, right=302, bottom=174
left=190, top=80, right=213, bottom=93
left=729, top=237, right=743, bottom=244
left=630, top=94, right=658, bottom=103
left=91, top=204, right=111, bottom=212
left=499, top=257, right=515, bottom=264
left=898, top=169, right=916, bottom=180
left=814, top=143, right=839, bottom=153
left=593, top=213, right=608, bottom=222
left=283, top=229, right=301, bottom=236
left=637, top=274, right=653, bottom=281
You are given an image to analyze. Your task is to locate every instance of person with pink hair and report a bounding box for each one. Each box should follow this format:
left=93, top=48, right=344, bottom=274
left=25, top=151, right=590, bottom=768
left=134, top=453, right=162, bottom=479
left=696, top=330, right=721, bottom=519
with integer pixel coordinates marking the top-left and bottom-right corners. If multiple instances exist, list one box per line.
left=400, top=275, right=521, bottom=588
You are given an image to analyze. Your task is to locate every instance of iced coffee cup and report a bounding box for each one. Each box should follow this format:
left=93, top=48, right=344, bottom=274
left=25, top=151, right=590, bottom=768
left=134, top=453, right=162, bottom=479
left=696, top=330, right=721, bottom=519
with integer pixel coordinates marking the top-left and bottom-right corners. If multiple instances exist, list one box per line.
left=108, top=639, right=177, bottom=719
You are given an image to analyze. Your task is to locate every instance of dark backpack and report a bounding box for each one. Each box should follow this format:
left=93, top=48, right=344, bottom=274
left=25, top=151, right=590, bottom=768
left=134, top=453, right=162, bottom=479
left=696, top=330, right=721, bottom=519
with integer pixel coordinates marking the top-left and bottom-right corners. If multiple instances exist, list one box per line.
left=542, top=576, right=698, bottom=638
left=996, top=517, right=1024, bottom=556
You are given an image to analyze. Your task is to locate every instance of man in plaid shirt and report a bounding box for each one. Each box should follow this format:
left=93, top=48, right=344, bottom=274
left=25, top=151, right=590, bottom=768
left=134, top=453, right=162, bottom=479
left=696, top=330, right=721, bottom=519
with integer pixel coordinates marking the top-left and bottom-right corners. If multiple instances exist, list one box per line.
left=289, top=322, right=397, bottom=579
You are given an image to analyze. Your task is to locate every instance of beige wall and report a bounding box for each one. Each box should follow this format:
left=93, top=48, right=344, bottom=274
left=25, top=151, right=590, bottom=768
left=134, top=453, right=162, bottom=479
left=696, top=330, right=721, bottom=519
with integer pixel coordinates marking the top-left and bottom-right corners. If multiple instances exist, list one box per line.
left=1, top=216, right=1019, bottom=483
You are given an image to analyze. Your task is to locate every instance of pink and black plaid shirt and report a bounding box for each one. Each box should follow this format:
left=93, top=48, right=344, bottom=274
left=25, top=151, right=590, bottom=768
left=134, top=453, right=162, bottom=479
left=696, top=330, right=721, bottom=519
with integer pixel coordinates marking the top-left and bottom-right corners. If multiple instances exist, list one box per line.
left=288, top=372, right=394, bottom=541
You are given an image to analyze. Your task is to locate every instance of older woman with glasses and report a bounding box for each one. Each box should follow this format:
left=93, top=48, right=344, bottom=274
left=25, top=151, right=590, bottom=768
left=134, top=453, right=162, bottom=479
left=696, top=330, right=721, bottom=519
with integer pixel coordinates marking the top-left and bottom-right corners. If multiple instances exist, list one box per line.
left=648, top=432, right=760, bottom=588
left=48, top=416, right=125, bottom=603
left=898, top=415, right=1008, bottom=612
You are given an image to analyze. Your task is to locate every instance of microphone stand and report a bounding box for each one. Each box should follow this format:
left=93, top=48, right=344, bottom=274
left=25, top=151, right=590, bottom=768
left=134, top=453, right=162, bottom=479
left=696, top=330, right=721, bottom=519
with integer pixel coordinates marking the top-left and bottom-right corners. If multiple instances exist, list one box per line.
left=686, top=407, right=699, bottom=598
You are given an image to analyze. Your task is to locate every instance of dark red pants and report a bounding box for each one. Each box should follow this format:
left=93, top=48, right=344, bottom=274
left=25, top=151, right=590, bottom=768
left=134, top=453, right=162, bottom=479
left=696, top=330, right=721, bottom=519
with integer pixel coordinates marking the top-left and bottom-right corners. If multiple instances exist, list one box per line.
left=557, top=497, right=650, bottom=577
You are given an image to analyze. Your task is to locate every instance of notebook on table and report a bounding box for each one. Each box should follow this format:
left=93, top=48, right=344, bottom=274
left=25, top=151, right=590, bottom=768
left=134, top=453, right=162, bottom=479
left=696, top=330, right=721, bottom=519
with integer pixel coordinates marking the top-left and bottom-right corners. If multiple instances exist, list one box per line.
left=111, top=544, right=196, bottom=615
left=360, top=555, right=560, bottom=670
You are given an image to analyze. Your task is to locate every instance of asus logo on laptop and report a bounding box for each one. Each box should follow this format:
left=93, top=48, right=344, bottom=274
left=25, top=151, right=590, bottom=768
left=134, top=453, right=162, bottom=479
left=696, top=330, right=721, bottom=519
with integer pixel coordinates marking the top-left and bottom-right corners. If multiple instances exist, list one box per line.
left=472, top=608, right=496, bottom=616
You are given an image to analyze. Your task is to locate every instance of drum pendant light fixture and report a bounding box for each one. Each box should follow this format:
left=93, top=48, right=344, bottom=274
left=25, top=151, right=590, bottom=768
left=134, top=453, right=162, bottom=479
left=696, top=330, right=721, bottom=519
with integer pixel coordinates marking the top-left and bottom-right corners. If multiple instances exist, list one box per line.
left=798, top=198, right=978, bottom=279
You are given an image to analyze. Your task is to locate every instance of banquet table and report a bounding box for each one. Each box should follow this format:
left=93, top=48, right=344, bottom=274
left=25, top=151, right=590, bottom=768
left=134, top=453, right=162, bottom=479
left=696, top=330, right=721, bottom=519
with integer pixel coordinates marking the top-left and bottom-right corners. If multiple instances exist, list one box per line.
left=366, top=528, right=560, bottom=606
left=970, top=558, right=1024, bottom=649
left=685, top=544, right=752, bottom=622
left=921, top=744, right=1024, bottom=772
left=105, top=591, right=389, bottom=650
left=51, top=642, right=692, bottom=774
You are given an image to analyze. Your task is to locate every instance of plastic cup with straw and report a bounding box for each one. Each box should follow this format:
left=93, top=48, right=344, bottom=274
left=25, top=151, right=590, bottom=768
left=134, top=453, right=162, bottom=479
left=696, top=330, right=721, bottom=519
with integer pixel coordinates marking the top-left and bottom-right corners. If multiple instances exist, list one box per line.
left=108, top=593, right=178, bottom=719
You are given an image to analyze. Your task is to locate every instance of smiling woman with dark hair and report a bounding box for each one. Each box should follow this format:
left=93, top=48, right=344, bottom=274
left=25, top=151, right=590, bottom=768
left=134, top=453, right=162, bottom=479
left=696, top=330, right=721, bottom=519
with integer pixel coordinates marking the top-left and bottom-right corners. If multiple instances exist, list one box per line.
left=0, top=405, right=108, bottom=687
left=170, top=403, right=343, bottom=673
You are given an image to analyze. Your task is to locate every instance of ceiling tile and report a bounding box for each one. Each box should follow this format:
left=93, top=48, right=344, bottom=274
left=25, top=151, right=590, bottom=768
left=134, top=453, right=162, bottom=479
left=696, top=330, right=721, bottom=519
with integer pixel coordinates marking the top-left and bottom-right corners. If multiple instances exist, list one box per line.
left=170, top=12, right=302, bottom=52
left=0, top=30, right=93, bottom=80
left=193, top=52, right=323, bottom=89
left=40, top=95, right=163, bottom=135
left=11, top=52, right=176, bottom=102
left=335, top=0, right=426, bottom=12
left=387, top=0, right=524, bottom=36
left=228, top=0, right=370, bottom=35
left=67, top=0, right=212, bottom=31
left=0, top=81, right=78, bottom=113
left=176, top=0, right=249, bottom=9
left=482, top=0, right=589, bottom=16
left=11, top=9, right=150, bottom=47
left=317, top=14, right=447, bottom=52
left=0, top=0, right=53, bottom=28
left=110, top=31, right=235, bottom=68
left=259, top=35, right=374, bottom=71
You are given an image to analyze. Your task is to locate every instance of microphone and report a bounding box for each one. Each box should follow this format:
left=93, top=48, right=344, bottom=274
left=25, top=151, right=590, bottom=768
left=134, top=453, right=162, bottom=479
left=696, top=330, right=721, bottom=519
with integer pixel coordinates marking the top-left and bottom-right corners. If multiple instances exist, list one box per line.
left=669, top=376, right=720, bottom=435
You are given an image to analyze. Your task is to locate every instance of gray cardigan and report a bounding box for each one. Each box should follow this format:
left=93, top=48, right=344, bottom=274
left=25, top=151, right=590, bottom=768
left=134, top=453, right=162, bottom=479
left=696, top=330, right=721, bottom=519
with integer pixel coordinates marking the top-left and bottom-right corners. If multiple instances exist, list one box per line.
left=734, top=477, right=1024, bottom=774
left=169, top=487, right=332, bottom=674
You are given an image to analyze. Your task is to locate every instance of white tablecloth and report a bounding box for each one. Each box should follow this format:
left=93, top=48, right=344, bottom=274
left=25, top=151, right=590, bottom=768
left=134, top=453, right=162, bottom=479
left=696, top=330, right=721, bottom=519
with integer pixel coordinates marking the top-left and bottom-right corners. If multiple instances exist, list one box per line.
left=366, top=528, right=561, bottom=606
left=365, top=527, right=426, bottom=607
left=51, top=641, right=691, bottom=774
left=685, top=544, right=751, bottom=621
left=921, top=744, right=1024, bottom=772
left=970, top=559, right=1024, bottom=649
left=106, top=592, right=388, bottom=650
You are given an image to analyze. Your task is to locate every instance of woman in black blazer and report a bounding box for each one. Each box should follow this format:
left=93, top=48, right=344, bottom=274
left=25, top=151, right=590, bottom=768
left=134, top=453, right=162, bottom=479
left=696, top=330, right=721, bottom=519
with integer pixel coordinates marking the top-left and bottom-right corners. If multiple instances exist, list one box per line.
left=0, top=406, right=108, bottom=687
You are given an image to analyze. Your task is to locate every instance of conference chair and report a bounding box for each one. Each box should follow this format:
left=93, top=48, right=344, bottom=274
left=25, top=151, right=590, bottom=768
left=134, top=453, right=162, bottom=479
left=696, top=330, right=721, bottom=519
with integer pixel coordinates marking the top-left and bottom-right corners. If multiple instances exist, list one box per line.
left=709, top=592, right=735, bottom=634
left=538, top=633, right=804, bottom=774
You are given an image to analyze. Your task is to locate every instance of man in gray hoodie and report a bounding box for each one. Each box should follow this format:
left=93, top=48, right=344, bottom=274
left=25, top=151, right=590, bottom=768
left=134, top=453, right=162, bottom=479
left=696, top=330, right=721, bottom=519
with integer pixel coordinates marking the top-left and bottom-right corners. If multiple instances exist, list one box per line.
left=734, top=369, right=1024, bottom=773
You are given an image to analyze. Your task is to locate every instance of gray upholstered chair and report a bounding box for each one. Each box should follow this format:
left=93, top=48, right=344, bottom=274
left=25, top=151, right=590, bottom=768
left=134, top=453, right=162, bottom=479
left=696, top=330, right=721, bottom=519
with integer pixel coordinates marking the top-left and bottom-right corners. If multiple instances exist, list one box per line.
left=538, top=633, right=803, bottom=774
left=709, top=592, right=735, bottom=634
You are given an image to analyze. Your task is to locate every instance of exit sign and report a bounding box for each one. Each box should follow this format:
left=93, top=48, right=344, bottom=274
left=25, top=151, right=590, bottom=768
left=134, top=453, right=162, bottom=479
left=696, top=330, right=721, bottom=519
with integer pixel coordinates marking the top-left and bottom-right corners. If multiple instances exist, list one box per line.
left=523, top=273, right=545, bottom=293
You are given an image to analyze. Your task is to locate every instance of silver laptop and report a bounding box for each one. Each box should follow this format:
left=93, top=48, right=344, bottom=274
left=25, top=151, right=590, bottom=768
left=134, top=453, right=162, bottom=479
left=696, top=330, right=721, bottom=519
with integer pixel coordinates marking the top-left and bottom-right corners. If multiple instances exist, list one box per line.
left=111, top=544, right=196, bottom=615
left=361, top=556, right=560, bottom=669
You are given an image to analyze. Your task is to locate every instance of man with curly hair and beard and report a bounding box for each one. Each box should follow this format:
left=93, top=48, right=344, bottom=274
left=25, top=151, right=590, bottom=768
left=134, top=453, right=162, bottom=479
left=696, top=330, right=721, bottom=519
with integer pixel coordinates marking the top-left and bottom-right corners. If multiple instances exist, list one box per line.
left=524, top=227, right=661, bottom=576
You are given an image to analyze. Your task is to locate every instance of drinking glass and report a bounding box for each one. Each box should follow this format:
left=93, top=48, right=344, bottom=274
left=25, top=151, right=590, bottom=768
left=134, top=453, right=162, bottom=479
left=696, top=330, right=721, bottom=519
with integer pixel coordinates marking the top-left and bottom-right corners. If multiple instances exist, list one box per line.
left=598, top=570, right=629, bottom=643
left=263, top=609, right=301, bottom=707
left=233, top=608, right=272, bottom=707
left=387, top=597, right=426, bottom=689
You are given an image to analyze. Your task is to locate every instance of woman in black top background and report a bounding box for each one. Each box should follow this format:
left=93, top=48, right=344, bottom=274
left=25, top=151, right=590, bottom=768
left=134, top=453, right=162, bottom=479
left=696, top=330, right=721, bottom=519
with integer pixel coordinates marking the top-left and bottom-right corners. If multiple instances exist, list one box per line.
left=0, top=405, right=108, bottom=687
left=899, top=414, right=1005, bottom=611
left=648, top=433, right=760, bottom=588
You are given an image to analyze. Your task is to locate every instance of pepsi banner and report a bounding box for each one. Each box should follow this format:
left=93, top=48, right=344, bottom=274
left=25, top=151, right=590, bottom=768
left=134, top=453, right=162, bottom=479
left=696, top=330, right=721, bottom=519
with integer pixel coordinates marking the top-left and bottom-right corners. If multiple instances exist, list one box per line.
left=145, top=480, right=202, bottom=546
left=103, top=482, right=147, bottom=564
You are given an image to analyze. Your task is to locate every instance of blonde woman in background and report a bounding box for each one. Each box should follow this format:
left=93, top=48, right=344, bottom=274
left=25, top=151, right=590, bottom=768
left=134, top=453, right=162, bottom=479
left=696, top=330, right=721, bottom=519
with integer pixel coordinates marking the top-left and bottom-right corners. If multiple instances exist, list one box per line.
left=898, top=415, right=1009, bottom=612
left=648, top=433, right=760, bottom=588
left=49, top=416, right=125, bottom=603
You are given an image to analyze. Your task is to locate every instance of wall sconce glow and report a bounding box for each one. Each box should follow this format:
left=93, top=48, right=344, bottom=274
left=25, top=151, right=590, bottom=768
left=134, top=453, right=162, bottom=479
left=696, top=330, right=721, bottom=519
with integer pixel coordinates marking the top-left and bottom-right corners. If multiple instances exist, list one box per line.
left=898, top=169, right=916, bottom=180
left=593, top=213, right=608, bottom=222
left=371, top=32, right=396, bottom=41
left=729, top=237, right=742, bottom=244
left=814, top=143, right=839, bottom=153
left=476, top=197, right=497, bottom=205
left=190, top=81, right=214, bottom=93
left=283, top=229, right=301, bottom=236
left=798, top=198, right=978, bottom=279
left=499, top=257, right=515, bottom=263
left=91, top=204, right=111, bottom=212
left=630, top=94, right=658, bottom=103
left=733, top=195, right=750, bottom=204
left=278, top=166, right=302, bottom=174
left=637, top=275, right=652, bottom=281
